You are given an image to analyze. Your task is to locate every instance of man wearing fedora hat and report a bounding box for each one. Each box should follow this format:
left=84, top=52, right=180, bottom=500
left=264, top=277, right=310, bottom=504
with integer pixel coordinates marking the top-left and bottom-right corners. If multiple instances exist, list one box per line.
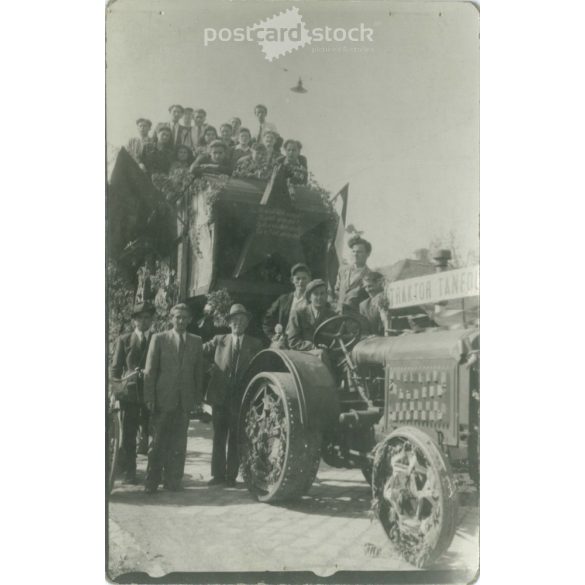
left=287, top=279, right=337, bottom=351
left=262, top=263, right=312, bottom=342
left=110, top=302, right=156, bottom=483
left=203, top=304, right=263, bottom=487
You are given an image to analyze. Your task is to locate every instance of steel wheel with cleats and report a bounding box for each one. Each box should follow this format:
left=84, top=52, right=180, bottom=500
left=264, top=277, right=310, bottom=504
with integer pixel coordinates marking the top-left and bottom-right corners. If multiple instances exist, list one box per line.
left=371, top=426, right=458, bottom=568
left=239, top=372, right=321, bottom=503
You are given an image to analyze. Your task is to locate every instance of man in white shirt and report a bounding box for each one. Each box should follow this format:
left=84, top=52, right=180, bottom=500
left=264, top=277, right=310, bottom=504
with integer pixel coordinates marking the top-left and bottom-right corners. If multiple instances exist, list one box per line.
left=143, top=303, right=204, bottom=493
left=126, top=118, right=154, bottom=168
left=110, top=302, right=156, bottom=483
left=179, top=107, right=196, bottom=150
left=192, top=108, right=209, bottom=146
left=165, top=104, right=185, bottom=147
left=253, top=104, right=278, bottom=144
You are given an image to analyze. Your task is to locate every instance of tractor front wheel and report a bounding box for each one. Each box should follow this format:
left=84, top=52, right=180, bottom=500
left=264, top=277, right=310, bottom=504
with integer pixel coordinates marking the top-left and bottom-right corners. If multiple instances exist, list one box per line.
left=371, top=427, right=458, bottom=568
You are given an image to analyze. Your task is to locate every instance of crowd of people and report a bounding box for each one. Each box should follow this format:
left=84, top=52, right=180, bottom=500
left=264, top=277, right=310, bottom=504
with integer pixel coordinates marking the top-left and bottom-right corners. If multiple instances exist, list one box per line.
left=126, top=104, right=309, bottom=185
left=110, top=234, right=387, bottom=493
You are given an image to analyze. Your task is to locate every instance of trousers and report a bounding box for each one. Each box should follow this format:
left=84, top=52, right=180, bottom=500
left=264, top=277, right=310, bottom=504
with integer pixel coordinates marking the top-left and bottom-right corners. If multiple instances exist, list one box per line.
left=211, top=404, right=239, bottom=481
left=119, top=401, right=140, bottom=475
left=146, top=408, right=190, bottom=488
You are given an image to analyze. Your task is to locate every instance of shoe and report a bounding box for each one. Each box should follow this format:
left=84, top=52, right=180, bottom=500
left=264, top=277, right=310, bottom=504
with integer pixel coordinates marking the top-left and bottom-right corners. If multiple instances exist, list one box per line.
left=225, top=479, right=236, bottom=488
left=144, top=484, right=158, bottom=494
left=207, top=477, right=225, bottom=486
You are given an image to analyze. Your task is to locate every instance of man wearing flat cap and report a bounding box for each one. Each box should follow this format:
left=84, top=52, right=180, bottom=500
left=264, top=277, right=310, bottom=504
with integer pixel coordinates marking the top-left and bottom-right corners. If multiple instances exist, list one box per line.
left=287, top=279, right=337, bottom=351
left=203, top=304, right=263, bottom=487
left=262, top=263, right=311, bottom=342
left=110, top=302, right=156, bottom=483
left=143, top=303, right=204, bottom=493
left=335, top=235, right=373, bottom=312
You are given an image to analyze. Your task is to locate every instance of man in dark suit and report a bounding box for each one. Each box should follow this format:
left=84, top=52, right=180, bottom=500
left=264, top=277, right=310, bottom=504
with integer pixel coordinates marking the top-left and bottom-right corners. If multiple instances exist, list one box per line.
left=203, top=304, right=263, bottom=487
left=287, top=279, right=337, bottom=351
left=359, top=271, right=385, bottom=336
left=167, top=104, right=185, bottom=147
left=143, top=303, right=204, bottom=493
left=110, top=302, right=156, bottom=483
left=262, top=263, right=311, bottom=341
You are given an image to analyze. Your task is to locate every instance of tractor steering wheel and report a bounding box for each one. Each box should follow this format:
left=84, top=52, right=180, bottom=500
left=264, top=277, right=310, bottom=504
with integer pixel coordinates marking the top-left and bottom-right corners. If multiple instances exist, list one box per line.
left=313, top=315, right=362, bottom=356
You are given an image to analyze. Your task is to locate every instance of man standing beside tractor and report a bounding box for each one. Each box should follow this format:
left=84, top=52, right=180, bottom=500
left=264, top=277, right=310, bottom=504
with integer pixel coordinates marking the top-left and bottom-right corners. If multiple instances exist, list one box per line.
left=203, top=304, right=263, bottom=487
left=143, top=303, right=204, bottom=493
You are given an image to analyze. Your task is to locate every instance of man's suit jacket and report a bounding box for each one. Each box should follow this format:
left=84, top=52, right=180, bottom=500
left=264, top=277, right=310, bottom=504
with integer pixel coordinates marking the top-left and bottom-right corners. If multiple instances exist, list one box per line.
left=177, top=125, right=194, bottom=149
left=203, top=334, right=263, bottom=407
left=111, top=331, right=152, bottom=402
left=143, top=330, right=203, bottom=412
left=286, top=304, right=337, bottom=351
left=263, top=292, right=307, bottom=338
left=335, top=264, right=372, bottom=310
left=359, top=293, right=384, bottom=336
left=192, top=123, right=208, bottom=146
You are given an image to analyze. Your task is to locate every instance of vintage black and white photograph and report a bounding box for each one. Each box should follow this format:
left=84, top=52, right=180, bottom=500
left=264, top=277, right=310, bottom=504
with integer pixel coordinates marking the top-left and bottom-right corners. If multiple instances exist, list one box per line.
left=106, top=0, right=479, bottom=582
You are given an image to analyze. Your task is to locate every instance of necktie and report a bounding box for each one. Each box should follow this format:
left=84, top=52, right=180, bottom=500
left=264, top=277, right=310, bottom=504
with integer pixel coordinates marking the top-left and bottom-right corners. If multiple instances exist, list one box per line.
left=232, top=337, right=241, bottom=378
left=178, top=334, right=185, bottom=357
left=256, top=124, right=262, bottom=144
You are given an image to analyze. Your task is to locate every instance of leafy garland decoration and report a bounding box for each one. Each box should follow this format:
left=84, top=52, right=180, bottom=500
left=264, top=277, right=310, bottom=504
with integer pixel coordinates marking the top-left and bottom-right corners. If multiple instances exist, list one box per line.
left=307, top=172, right=339, bottom=242
left=108, top=258, right=180, bottom=357
left=205, top=288, right=234, bottom=327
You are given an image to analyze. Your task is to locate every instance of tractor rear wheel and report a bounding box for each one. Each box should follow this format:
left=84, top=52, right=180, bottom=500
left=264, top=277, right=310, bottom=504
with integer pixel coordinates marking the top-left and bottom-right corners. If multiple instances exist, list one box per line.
left=239, top=372, right=321, bottom=503
left=371, top=427, right=458, bottom=568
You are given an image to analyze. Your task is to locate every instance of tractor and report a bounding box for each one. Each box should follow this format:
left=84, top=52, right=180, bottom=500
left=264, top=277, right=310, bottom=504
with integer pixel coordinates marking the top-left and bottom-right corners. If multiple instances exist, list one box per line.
left=236, top=266, right=479, bottom=568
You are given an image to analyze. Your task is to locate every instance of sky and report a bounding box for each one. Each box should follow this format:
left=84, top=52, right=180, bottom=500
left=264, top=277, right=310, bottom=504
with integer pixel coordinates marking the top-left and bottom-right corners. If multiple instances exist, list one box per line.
left=106, top=0, right=479, bottom=269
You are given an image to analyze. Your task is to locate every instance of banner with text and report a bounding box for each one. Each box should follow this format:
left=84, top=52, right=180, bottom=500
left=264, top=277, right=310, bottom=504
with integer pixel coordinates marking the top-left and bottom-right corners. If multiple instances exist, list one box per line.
left=385, top=265, right=480, bottom=309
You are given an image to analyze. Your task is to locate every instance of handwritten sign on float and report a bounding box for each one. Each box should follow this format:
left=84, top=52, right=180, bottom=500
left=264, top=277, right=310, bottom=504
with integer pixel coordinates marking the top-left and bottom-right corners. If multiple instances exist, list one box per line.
left=385, top=265, right=480, bottom=309
left=256, top=207, right=302, bottom=239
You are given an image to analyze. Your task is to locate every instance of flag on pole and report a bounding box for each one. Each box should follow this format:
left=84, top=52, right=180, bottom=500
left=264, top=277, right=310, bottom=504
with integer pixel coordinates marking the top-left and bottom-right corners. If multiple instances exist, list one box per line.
left=326, top=183, right=349, bottom=290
